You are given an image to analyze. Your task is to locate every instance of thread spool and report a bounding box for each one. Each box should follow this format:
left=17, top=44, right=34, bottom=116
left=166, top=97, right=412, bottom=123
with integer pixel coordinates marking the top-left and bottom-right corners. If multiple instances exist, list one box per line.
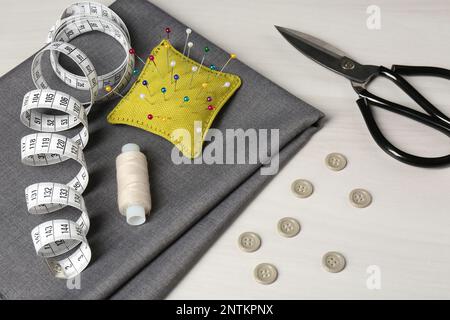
left=116, top=143, right=151, bottom=226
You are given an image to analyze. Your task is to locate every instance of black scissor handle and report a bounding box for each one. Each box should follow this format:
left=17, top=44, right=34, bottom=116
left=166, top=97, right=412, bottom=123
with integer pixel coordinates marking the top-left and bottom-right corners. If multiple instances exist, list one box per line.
left=354, top=65, right=450, bottom=168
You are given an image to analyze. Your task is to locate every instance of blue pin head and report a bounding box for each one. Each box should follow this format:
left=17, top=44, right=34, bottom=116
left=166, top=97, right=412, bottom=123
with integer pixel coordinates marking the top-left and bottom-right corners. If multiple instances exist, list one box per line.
left=161, top=87, right=167, bottom=93
left=133, top=68, right=139, bottom=76
left=142, top=80, right=148, bottom=86
left=209, top=64, right=216, bottom=71
left=174, top=74, right=180, bottom=81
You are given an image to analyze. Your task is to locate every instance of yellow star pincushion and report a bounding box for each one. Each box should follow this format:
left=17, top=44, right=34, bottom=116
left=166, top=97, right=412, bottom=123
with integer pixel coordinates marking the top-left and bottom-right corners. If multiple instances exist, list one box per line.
left=107, top=40, right=241, bottom=158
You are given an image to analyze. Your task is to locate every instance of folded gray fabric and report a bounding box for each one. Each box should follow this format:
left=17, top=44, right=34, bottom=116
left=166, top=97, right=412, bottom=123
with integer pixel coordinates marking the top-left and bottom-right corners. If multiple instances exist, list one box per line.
left=0, top=0, right=323, bottom=299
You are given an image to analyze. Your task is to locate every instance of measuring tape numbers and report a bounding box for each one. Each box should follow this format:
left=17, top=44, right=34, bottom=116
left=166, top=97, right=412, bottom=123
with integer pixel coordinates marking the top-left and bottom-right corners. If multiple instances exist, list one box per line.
left=19, top=2, right=134, bottom=279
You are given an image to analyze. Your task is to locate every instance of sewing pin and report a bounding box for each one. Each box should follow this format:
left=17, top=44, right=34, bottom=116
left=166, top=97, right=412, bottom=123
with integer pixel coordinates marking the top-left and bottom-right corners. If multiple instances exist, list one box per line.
left=149, top=55, right=163, bottom=78
left=132, top=68, right=139, bottom=76
left=181, top=95, right=190, bottom=107
left=186, top=42, right=194, bottom=60
left=223, top=81, right=231, bottom=88
left=142, top=80, right=152, bottom=95
left=198, top=46, right=210, bottom=73
left=170, top=60, right=176, bottom=82
left=105, top=85, right=124, bottom=98
left=173, top=74, right=180, bottom=92
left=206, top=96, right=212, bottom=102
left=195, top=82, right=208, bottom=99
left=182, top=28, right=192, bottom=55
left=217, top=53, right=236, bottom=76
left=189, top=66, right=198, bottom=88
left=165, top=27, right=171, bottom=40
left=161, top=87, right=167, bottom=101
left=129, top=48, right=146, bottom=64
left=207, top=105, right=215, bottom=111
left=164, top=42, right=170, bottom=70
left=139, top=93, right=153, bottom=104
left=207, top=64, right=216, bottom=82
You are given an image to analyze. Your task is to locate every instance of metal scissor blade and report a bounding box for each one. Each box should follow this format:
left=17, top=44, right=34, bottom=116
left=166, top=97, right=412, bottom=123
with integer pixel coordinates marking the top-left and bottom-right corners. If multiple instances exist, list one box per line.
left=275, top=26, right=378, bottom=84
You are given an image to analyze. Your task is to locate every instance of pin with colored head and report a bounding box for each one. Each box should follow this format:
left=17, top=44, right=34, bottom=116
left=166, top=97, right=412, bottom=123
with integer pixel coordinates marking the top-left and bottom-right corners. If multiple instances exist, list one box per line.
left=207, top=96, right=212, bottom=102
left=186, top=42, right=194, bottom=60
left=142, top=79, right=151, bottom=95
left=161, top=87, right=167, bottom=100
left=139, top=93, right=152, bottom=104
left=217, top=53, right=236, bottom=76
left=129, top=48, right=146, bottom=65
left=198, top=46, right=210, bottom=73
left=105, top=84, right=124, bottom=98
left=132, top=68, right=139, bottom=76
left=207, top=105, right=215, bottom=111
left=149, top=54, right=163, bottom=78
left=223, top=81, right=231, bottom=88
left=183, top=28, right=192, bottom=55
left=164, top=42, right=170, bottom=70
left=173, top=74, right=180, bottom=92
left=189, top=65, right=198, bottom=88
left=165, top=27, right=171, bottom=40
left=181, top=95, right=190, bottom=107
left=170, top=60, right=176, bottom=82
left=207, top=64, right=216, bottom=82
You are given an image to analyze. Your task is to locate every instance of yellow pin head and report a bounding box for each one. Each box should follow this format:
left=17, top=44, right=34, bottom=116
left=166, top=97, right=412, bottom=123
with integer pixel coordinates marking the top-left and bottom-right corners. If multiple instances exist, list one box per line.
left=201, top=82, right=208, bottom=89
left=105, top=85, right=112, bottom=92
left=230, top=53, right=237, bottom=59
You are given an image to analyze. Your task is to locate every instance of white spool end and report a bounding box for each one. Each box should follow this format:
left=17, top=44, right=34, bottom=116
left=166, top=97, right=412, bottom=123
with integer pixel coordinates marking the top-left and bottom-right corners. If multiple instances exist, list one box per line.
left=126, top=205, right=146, bottom=226
left=121, top=143, right=140, bottom=153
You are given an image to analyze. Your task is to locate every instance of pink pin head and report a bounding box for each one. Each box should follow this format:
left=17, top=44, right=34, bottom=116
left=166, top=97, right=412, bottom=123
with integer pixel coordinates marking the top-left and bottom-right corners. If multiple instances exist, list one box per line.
left=206, top=96, right=212, bottom=102
left=129, top=48, right=135, bottom=55
left=149, top=55, right=155, bottom=61
left=207, top=105, right=214, bottom=110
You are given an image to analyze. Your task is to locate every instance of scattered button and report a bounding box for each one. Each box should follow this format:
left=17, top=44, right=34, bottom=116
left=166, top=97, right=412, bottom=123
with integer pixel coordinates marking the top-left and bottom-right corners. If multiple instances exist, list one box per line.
left=349, top=188, right=372, bottom=208
left=291, top=179, right=313, bottom=198
left=322, top=251, right=346, bottom=273
left=254, top=263, right=278, bottom=285
left=277, top=217, right=301, bottom=238
left=325, top=153, right=347, bottom=171
left=238, top=232, right=261, bottom=253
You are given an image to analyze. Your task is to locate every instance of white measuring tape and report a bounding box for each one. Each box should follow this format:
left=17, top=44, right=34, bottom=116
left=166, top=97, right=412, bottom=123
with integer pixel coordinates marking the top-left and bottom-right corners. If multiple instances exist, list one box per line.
left=20, top=2, right=134, bottom=279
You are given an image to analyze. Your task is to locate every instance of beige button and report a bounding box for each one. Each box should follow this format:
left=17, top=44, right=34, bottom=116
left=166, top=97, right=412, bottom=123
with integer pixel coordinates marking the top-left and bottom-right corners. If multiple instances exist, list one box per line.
left=238, top=232, right=261, bottom=253
left=277, top=217, right=301, bottom=238
left=254, top=263, right=278, bottom=285
left=291, top=179, right=313, bottom=198
left=349, top=188, right=372, bottom=208
left=322, top=251, right=346, bottom=273
left=325, top=153, right=347, bottom=171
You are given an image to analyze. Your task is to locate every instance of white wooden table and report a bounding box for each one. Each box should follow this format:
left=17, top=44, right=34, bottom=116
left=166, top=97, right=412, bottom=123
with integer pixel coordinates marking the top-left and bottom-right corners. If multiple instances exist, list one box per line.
left=1, top=0, right=449, bottom=299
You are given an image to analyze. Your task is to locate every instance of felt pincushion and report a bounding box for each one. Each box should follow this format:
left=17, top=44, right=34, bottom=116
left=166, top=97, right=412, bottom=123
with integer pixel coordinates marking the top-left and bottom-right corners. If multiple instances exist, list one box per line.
left=107, top=39, right=241, bottom=158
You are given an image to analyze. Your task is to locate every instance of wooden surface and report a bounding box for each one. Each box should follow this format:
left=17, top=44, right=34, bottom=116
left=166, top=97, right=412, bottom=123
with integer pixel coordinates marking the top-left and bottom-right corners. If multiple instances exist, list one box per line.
left=1, top=0, right=449, bottom=299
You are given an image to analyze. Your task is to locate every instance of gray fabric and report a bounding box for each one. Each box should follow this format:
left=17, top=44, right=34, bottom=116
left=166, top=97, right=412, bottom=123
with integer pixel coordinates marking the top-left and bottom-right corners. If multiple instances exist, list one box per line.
left=0, top=0, right=324, bottom=299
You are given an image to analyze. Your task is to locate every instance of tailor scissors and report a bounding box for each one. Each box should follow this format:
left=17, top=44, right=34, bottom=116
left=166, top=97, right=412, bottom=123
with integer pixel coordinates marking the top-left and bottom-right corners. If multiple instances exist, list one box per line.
left=275, top=26, right=450, bottom=168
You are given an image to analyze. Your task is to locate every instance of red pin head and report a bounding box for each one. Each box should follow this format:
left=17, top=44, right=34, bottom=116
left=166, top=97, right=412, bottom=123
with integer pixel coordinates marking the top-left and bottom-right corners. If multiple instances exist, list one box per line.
left=129, top=48, right=135, bottom=55
left=149, top=55, right=155, bottom=61
left=165, top=27, right=171, bottom=34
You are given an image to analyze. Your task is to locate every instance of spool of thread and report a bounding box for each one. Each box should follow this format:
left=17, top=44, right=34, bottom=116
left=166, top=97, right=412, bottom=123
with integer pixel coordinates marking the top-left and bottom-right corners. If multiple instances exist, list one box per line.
left=116, top=143, right=151, bottom=226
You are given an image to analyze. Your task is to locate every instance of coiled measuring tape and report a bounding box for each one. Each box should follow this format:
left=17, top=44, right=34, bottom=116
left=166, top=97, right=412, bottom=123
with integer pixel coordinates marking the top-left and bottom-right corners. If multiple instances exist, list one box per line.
left=20, top=2, right=134, bottom=279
